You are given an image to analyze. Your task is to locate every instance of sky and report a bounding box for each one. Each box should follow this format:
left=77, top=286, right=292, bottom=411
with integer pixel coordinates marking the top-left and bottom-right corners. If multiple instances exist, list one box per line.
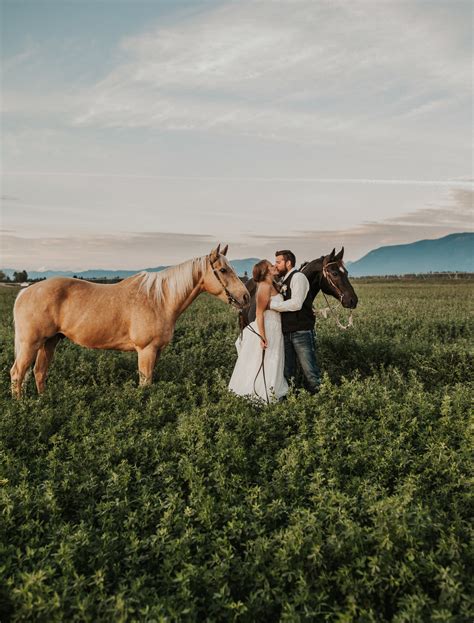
left=1, top=0, right=472, bottom=271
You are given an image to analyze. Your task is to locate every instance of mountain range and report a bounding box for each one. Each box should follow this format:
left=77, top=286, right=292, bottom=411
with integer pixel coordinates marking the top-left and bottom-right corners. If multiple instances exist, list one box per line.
left=0, top=258, right=261, bottom=281
left=346, top=232, right=473, bottom=276
left=2, top=233, right=472, bottom=279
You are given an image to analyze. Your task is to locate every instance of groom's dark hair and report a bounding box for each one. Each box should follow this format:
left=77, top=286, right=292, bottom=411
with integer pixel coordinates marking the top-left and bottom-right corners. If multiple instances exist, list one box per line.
left=275, top=249, right=296, bottom=267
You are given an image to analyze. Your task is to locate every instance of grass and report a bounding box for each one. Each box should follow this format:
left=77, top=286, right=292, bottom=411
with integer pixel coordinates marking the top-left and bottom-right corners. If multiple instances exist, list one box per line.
left=0, top=280, right=472, bottom=621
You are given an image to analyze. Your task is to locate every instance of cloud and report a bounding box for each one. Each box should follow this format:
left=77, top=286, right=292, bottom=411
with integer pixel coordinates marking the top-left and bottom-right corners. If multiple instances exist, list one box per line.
left=2, top=185, right=471, bottom=269
left=4, top=171, right=472, bottom=187
left=388, top=188, right=472, bottom=226
left=244, top=187, right=474, bottom=261
left=72, top=1, right=471, bottom=144
left=0, top=231, right=222, bottom=271
left=2, top=46, right=37, bottom=73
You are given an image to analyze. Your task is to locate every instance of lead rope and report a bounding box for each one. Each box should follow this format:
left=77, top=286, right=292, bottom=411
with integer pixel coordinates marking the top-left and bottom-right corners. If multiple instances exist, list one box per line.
left=318, top=291, right=354, bottom=330
left=243, top=323, right=270, bottom=405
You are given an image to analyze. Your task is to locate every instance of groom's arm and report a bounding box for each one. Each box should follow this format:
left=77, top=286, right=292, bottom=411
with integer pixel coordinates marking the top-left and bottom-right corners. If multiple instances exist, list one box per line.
left=270, top=273, right=309, bottom=312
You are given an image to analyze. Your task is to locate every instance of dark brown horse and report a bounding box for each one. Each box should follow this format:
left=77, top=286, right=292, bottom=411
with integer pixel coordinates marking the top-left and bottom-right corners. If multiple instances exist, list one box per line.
left=241, top=247, right=358, bottom=327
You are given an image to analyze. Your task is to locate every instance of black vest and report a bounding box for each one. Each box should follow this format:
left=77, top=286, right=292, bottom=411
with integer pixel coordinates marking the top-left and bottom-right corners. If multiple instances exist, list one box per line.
left=280, top=270, right=315, bottom=334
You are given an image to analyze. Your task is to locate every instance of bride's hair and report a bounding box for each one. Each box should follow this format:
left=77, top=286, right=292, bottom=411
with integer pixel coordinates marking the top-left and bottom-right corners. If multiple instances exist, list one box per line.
left=253, top=259, right=271, bottom=283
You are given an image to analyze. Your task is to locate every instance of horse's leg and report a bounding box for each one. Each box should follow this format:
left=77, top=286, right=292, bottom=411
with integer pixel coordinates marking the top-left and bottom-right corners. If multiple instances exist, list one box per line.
left=34, top=335, right=61, bottom=394
left=137, top=345, right=160, bottom=386
left=11, top=342, right=40, bottom=398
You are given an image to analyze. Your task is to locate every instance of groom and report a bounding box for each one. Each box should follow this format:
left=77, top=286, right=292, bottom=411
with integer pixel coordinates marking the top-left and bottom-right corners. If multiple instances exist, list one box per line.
left=269, top=249, right=321, bottom=393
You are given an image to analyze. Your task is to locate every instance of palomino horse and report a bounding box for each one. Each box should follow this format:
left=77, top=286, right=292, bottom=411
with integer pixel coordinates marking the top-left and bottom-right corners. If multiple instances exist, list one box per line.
left=11, top=245, right=249, bottom=397
left=241, top=247, right=358, bottom=328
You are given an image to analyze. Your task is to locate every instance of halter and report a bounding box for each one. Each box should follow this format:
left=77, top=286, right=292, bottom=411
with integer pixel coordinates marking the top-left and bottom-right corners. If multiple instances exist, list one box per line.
left=209, top=255, right=243, bottom=308
left=320, top=260, right=353, bottom=330
left=322, top=260, right=346, bottom=302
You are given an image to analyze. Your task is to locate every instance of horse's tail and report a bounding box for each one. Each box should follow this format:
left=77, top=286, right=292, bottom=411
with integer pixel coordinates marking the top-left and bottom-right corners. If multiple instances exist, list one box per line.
left=13, top=288, right=28, bottom=358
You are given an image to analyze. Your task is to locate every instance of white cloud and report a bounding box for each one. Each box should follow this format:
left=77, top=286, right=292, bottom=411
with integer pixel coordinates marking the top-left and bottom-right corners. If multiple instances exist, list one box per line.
left=2, top=45, right=37, bottom=73
left=2, top=187, right=471, bottom=269
left=1, top=231, right=218, bottom=271
left=2, top=1, right=471, bottom=270
left=72, top=0, right=471, bottom=145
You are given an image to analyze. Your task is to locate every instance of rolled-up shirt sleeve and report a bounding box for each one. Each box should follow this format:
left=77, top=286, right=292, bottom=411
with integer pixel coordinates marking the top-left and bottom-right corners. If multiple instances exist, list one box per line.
left=270, top=273, right=310, bottom=312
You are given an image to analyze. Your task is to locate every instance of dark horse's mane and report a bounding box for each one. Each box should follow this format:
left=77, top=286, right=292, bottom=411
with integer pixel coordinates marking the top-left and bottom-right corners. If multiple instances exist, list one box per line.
left=299, top=256, right=325, bottom=278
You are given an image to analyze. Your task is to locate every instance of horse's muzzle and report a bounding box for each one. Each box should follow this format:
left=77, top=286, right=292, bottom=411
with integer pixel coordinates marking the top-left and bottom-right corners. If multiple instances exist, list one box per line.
left=342, top=294, right=358, bottom=309
left=233, top=292, right=250, bottom=310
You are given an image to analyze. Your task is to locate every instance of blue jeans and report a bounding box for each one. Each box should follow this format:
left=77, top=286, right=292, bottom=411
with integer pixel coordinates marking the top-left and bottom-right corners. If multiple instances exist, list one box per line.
left=284, top=330, right=321, bottom=393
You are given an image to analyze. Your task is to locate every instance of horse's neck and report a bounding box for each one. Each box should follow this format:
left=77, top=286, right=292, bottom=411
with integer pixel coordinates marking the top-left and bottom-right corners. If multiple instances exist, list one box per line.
left=305, top=260, right=324, bottom=298
left=173, top=280, right=203, bottom=317
left=139, top=259, right=206, bottom=319
left=170, top=263, right=206, bottom=318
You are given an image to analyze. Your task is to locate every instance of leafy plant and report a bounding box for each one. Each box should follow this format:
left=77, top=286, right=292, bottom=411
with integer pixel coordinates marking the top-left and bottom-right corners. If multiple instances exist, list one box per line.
left=0, top=281, right=472, bottom=621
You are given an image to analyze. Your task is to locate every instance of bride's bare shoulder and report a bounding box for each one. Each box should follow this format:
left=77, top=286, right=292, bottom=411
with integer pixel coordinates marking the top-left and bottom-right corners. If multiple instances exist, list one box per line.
left=256, top=281, right=272, bottom=305
left=257, top=281, right=272, bottom=292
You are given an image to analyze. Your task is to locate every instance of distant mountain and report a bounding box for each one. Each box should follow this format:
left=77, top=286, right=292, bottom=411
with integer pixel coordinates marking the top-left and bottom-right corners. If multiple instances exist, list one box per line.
left=227, top=258, right=261, bottom=277
left=0, top=267, right=153, bottom=280
left=3, top=234, right=472, bottom=280
left=348, top=233, right=474, bottom=276
left=1, top=258, right=261, bottom=280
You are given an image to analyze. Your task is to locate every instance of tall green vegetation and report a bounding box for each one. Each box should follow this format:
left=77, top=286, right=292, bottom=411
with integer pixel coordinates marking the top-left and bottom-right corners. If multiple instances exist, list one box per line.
left=0, top=280, right=472, bottom=621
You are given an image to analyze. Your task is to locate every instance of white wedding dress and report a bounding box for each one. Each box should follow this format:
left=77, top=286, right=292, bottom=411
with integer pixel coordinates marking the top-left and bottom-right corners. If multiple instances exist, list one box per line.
left=228, top=294, right=288, bottom=402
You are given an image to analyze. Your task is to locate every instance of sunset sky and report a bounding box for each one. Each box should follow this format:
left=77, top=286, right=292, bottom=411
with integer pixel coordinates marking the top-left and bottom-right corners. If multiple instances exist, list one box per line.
left=2, top=0, right=472, bottom=271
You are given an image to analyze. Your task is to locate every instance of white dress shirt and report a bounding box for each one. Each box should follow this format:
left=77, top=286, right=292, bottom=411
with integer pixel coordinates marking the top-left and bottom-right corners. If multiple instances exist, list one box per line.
left=270, top=268, right=310, bottom=312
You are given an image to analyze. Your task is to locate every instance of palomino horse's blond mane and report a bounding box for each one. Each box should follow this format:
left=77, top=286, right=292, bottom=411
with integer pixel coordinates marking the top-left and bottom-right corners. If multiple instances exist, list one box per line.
left=137, top=256, right=209, bottom=306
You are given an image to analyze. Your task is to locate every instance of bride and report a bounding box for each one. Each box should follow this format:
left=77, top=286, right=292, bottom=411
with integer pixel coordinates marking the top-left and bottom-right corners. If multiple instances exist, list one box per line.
left=228, top=260, right=288, bottom=402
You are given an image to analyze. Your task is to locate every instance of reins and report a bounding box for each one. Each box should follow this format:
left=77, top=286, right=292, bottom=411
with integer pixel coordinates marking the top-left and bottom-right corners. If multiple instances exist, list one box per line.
left=240, top=323, right=270, bottom=405
left=211, top=253, right=269, bottom=403
left=318, top=292, right=354, bottom=330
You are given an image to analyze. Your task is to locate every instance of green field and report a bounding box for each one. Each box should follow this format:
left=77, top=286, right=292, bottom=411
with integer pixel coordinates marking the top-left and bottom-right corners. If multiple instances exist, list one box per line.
left=0, top=280, right=472, bottom=622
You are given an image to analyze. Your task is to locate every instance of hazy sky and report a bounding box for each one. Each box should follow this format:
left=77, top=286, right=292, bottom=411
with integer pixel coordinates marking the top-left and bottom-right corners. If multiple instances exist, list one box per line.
left=1, top=0, right=472, bottom=270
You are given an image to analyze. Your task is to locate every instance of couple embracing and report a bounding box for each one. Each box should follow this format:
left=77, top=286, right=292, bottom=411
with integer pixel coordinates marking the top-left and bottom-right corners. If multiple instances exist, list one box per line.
left=229, top=250, right=320, bottom=402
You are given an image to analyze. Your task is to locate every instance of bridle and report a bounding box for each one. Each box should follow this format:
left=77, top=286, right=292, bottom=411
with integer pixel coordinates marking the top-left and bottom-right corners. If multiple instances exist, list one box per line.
left=319, top=260, right=354, bottom=331
left=322, top=260, right=346, bottom=303
left=209, top=255, right=243, bottom=308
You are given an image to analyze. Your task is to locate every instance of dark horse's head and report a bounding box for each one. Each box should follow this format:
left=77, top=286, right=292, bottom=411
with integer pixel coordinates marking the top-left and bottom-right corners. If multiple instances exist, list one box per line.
left=318, top=247, right=358, bottom=309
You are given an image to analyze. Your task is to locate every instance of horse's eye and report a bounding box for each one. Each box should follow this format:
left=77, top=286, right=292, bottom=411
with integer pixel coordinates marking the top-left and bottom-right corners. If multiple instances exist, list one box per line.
left=220, top=268, right=227, bottom=273
left=332, top=270, right=338, bottom=277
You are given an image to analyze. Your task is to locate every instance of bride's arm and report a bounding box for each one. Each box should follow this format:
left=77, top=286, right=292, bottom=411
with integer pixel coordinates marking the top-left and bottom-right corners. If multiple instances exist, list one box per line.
left=256, top=282, right=271, bottom=349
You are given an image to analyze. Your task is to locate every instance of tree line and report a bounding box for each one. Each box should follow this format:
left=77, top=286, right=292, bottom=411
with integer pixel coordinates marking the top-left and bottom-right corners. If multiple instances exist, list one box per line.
left=0, top=270, right=28, bottom=283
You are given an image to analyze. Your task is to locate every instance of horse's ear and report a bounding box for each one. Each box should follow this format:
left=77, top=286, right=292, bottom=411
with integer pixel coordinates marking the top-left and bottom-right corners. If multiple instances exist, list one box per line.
left=329, top=248, right=336, bottom=261
left=209, top=244, right=221, bottom=262
left=335, top=247, right=344, bottom=261
left=221, top=244, right=228, bottom=256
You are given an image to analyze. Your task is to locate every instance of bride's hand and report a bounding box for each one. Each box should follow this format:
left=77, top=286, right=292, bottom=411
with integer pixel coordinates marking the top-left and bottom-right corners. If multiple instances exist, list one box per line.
left=260, top=337, right=268, bottom=349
